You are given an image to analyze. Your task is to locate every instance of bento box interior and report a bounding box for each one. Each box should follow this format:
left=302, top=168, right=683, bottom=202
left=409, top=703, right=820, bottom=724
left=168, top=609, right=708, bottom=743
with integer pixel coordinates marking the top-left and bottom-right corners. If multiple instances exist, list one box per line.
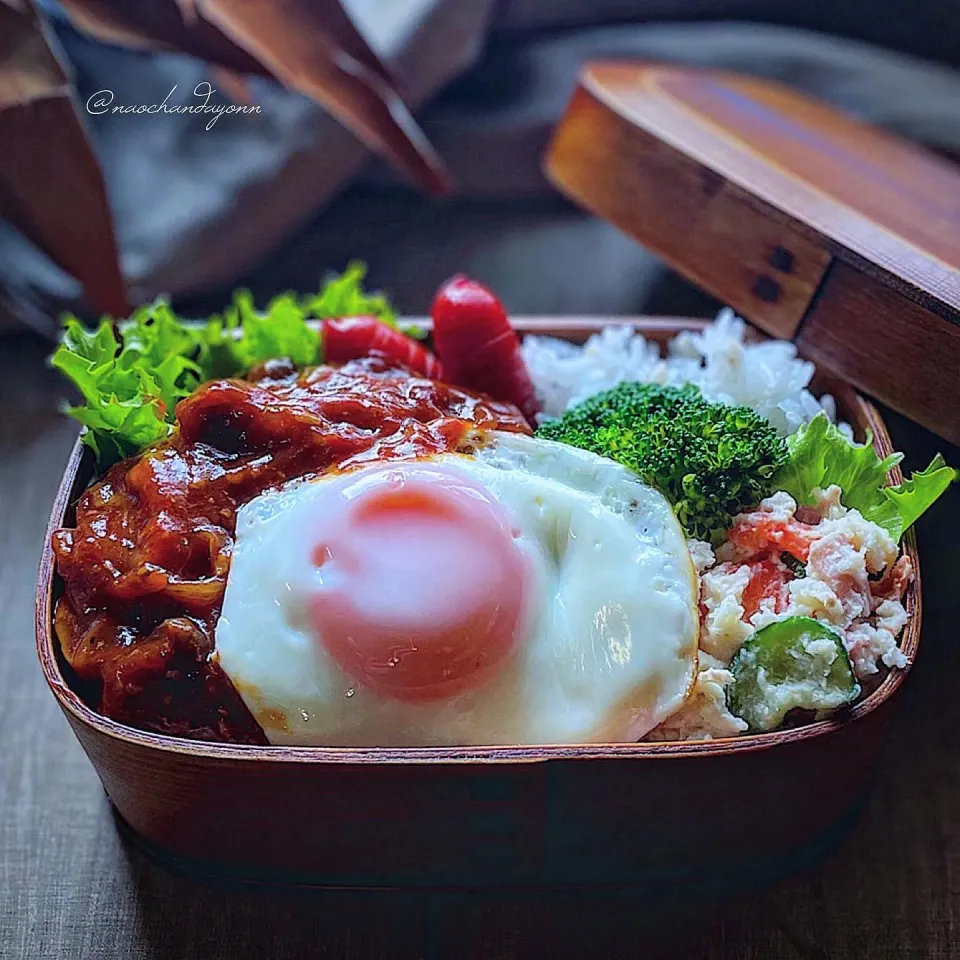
left=37, top=318, right=922, bottom=762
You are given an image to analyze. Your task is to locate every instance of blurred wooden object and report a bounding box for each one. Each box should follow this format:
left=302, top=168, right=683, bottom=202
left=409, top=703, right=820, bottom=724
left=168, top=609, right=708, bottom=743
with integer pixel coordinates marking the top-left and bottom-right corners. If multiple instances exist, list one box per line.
left=56, top=0, right=450, bottom=194
left=0, top=0, right=128, bottom=316
left=194, top=0, right=450, bottom=194
left=0, top=0, right=449, bottom=319
left=546, top=63, right=960, bottom=445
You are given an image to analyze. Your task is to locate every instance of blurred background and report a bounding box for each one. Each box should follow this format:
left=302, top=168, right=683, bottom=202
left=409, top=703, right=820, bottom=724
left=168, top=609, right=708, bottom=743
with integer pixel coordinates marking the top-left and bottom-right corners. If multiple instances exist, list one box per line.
left=2, top=0, right=960, bottom=334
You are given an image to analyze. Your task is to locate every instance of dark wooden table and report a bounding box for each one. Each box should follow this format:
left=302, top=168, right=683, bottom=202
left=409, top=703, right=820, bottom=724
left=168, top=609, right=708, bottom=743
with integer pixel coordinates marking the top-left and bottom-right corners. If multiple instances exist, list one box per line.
left=2, top=333, right=958, bottom=959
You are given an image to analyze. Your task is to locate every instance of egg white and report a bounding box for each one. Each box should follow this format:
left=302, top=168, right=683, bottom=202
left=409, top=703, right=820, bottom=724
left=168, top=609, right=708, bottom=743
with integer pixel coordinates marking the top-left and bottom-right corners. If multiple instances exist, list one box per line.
left=214, top=432, right=699, bottom=746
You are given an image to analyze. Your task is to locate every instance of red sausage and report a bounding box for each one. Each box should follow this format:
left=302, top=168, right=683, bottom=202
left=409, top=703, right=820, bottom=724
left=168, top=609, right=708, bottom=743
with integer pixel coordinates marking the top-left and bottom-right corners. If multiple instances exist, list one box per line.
left=322, top=316, right=443, bottom=379
left=430, top=276, right=540, bottom=425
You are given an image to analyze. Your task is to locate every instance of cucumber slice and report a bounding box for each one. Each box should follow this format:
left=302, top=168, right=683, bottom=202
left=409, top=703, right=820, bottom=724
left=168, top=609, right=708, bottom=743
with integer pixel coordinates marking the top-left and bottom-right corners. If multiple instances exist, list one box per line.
left=728, top=616, right=860, bottom=732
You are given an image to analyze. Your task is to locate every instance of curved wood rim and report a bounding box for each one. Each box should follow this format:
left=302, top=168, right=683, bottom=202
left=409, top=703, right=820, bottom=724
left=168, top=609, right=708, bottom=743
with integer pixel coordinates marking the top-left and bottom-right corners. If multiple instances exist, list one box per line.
left=570, top=63, right=960, bottom=313
left=35, top=318, right=921, bottom=764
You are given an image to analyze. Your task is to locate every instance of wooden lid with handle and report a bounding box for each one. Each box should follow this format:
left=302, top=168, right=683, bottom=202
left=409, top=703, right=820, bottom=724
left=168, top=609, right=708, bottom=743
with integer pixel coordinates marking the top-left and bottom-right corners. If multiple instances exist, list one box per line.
left=545, top=63, right=960, bottom=445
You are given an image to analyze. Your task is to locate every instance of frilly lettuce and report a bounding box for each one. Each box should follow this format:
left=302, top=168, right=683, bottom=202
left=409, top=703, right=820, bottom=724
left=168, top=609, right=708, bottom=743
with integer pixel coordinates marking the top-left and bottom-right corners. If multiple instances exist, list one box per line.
left=52, top=263, right=394, bottom=467
left=198, top=291, right=320, bottom=379
left=772, top=412, right=956, bottom=540
left=51, top=306, right=203, bottom=465
left=300, top=260, right=426, bottom=339
left=300, top=261, right=396, bottom=327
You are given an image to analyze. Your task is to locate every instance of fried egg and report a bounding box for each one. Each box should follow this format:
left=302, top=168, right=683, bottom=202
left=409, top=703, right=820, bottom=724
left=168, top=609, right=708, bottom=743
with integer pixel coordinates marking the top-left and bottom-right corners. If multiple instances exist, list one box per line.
left=214, top=432, right=699, bottom=745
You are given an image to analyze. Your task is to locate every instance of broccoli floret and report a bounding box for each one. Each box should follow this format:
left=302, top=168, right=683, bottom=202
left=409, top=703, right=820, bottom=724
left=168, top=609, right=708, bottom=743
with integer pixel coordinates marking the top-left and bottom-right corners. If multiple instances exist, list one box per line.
left=536, top=382, right=788, bottom=543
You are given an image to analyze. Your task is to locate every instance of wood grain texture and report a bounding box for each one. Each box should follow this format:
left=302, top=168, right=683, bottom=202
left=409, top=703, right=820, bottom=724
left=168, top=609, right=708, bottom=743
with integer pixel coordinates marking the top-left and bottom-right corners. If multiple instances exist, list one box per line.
left=545, top=82, right=831, bottom=339
left=545, top=63, right=960, bottom=442
left=549, top=63, right=960, bottom=313
left=797, top=262, right=960, bottom=444
left=34, top=320, right=920, bottom=891
left=4, top=330, right=959, bottom=958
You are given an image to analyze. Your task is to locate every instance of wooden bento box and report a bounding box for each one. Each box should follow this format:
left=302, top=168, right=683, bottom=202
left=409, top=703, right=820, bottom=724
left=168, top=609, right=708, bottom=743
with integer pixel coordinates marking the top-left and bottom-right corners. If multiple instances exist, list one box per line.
left=36, top=317, right=921, bottom=891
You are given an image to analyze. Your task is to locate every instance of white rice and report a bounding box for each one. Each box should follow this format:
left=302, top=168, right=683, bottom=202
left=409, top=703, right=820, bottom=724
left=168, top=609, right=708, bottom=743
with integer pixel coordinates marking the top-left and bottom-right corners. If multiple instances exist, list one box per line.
left=522, top=308, right=845, bottom=437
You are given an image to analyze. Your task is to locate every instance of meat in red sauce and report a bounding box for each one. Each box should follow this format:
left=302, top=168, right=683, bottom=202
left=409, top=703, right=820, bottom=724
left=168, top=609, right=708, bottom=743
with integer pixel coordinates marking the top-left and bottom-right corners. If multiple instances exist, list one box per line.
left=52, top=356, right=531, bottom=743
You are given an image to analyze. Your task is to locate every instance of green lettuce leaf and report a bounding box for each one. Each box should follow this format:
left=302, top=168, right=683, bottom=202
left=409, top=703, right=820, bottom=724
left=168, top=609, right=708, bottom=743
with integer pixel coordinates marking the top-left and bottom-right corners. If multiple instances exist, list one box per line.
left=51, top=314, right=182, bottom=466
left=53, top=263, right=395, bottom=467
left=119, top=301, right=204, bottom=413
left=773, top=412, right=956, bottom=540
left=301, top=261, right=396, bottom=328
left=198, top=291, right=320, bottom=379
left=883, top=454, right=957, bottom=534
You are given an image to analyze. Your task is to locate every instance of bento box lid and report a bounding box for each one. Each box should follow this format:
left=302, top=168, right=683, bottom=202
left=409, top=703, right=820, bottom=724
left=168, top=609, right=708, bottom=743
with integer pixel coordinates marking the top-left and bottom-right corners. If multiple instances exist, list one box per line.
left=545, top=63, right=960, bottom=446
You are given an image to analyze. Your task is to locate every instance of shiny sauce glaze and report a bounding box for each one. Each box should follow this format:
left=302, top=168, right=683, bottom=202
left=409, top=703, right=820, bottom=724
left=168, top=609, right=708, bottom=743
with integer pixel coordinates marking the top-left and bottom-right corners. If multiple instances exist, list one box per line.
left=52, top=356, right=531, bottom=743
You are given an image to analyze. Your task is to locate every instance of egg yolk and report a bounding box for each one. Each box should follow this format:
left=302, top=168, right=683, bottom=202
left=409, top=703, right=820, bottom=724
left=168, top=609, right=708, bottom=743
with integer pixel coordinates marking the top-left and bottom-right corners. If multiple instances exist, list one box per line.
left=307, top=465, right=528, bottom=702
